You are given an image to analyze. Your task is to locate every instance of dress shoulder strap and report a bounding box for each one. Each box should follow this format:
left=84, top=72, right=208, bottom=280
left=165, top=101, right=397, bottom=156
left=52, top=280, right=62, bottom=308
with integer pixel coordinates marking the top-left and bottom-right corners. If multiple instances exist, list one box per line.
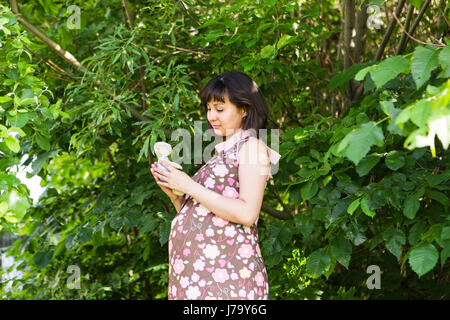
left=234, top=136, right=251, bottom=155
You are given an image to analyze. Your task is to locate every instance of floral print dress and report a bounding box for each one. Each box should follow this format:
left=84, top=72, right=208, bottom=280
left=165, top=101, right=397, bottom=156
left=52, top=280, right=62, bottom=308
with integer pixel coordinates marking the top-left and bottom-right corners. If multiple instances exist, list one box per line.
left=167, top=132, right=279, bottom=300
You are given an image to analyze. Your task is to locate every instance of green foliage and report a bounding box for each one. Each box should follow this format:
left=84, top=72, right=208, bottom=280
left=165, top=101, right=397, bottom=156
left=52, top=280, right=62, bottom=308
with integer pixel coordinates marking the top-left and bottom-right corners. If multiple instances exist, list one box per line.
left=0, top=0, right=449, bottom=300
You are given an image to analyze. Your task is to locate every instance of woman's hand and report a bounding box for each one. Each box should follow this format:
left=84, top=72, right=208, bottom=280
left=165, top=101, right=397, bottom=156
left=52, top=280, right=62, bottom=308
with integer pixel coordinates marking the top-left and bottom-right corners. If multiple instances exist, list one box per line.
left=151, top=160, right=193, bottom=196
left=150, top=161, right=182, bottom=200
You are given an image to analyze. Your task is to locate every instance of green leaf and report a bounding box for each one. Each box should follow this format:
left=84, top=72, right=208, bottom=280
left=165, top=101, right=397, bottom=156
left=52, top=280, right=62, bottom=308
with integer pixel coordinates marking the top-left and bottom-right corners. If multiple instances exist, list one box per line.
left=36, top=133, right=51, bottom=151
left=33, top=249, right=54, bottom=269
left=361, top=196, right=376, bottom=218
left=29, top=151, right=55, bottom=176
left=408, top=242, right=438, bottom=277
left=0, top=201, right=7, bottom=216
left=355, top=153, right=381, bottom=176
left=440, top=241, right=450, bottom=266
left=379, top=101, right=402, bottom=134
left=173, top=92, right=179, bottom=110
left=408, top=220, right=427, bottom=246
left=403, top=194, right=420, bottom=219
left=347, top=198, right=360, bottom=215
left=20, top=97, right=35, bottom=106
left=329, top=236, right=352, bottom=269
left=262, top=221, right=294, bottom=254
left=276, top=35, right=292, bottom=49
left=77, top=227, right=93, bottom=243
left=337, top=122, right=385, bottom=165
left=332, top=62, right=375, bottom=90
left=441, top=226, right=450, bottom=241
left=383, top=226, right=406, bottom=261
left=343, top=221, right=367, bottom=246
left=410, top=99, right=432, bottom=128
left=110, top=216, right=124, bottom=230
left=425, top=171, right=450, bottom=186
left=312, top=205, right=330, bottom=222
left=289, top=185, right=302, bottom=203
left=370, top=56, right=410, bottom=88
left=354, top=64, right=374, bottom=81
left=0, top=173, right=21, bottom=187
left=4, top=135, right=20, bottom=153
left=260, top=45, right=276, bottom=59
left=411, top=46, right=440, bottom=89
left=424, top=189, right=449, bottom=210
left=8, top=127, right=26, bottom=137
left=205, top=29, right=223, bottom=42
left=0, top=95, right=12, bottom=103
left=140, top=218, right=159, bottom=235
left=65, top=234, right=76, bottom=250
left=159, top=220, right=172, bottom=246
left=293, top=213, right=314, bottom=237
left=369, top=232, right=384, bottom=250
left=385, top=151, right=405, bottom=171
left=7, top=111, right=30, bottom=128
left=306, top=248, right=332, bottom=278
left=143, top=244, right=151, bottom=262
left=301, top=180, right=318, bottom=201
left=437, top=44, right=450, bottom=78
left=409, top=0, right=425, bottom=9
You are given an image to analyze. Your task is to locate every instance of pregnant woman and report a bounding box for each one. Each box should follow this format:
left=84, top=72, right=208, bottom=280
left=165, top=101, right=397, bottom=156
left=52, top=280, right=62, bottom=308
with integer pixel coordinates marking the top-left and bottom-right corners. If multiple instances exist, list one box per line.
left=150, top=71, right=281, bottom=300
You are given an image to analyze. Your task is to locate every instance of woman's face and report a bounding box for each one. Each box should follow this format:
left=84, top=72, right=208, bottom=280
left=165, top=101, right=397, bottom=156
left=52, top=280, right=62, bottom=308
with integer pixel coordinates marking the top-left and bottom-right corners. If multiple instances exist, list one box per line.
left=207, top=94, right=247, bottom=139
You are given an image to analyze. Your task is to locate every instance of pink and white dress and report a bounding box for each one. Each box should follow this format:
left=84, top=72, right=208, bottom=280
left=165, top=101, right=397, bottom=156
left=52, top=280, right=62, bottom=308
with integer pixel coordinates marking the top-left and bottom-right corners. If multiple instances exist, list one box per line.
left=167, top=129, right=281, bottom=300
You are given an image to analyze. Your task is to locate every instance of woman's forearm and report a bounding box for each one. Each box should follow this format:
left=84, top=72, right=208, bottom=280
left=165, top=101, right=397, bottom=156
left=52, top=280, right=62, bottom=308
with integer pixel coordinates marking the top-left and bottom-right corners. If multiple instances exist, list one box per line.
left=169, top=195, right=183, bottom=213
left=188, top=180, right=252, bottom=227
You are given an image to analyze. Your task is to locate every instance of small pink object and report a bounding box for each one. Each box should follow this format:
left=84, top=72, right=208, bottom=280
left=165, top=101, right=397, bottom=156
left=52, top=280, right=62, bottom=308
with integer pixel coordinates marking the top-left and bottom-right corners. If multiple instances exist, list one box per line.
left=226, top=239, right=234, bottom=245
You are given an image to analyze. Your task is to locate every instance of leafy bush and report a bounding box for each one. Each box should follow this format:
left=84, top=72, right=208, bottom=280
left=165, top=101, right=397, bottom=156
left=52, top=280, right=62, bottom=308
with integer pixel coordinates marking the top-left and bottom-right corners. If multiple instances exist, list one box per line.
left=1, top=0, right=449, bottom=299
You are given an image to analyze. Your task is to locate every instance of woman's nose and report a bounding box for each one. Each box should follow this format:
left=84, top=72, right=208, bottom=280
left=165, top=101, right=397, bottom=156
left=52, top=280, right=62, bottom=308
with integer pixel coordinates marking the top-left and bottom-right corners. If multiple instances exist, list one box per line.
left=207, top=112, right=217, bottom=121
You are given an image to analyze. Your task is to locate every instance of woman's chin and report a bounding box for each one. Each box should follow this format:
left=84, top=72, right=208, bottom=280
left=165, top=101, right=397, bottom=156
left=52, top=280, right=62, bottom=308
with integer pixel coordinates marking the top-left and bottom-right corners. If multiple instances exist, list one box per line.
left=212, top=127, right=222, bottom=134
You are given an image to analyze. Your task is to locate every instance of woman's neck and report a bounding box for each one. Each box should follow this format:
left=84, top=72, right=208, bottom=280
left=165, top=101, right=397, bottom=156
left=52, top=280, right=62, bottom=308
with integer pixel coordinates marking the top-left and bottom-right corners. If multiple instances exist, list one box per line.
left=224, top=128, right=244, bottom=141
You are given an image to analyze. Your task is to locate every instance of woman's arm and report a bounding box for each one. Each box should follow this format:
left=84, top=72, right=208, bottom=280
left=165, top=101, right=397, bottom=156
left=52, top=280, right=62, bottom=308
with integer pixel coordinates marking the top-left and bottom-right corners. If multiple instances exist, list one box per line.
left=188, top=138, right=270, bottom=227
left=169, top=195, right=184, bottom=213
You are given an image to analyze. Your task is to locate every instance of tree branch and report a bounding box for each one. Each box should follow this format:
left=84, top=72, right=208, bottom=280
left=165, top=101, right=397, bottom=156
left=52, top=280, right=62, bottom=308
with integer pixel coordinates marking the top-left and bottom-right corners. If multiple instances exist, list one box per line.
left=122, top=0, right=134, bottom=29
left=343, top=0, right=355, bottom=70
left=10, top=0, right=153, bottom=127
left=401, top=0, right=439, bottom=49
left=375, top=0, right=406, bottom=61
left=23, top=45, right=78, bottom=81
left=395, top=4, right=415, bottom=55
left=393, top=3, right=444, bottom=48
left=165, top=44, right=210, bottom=57
left=261, top=203, right=292, bottom=220
left=268, top=187, right=289, bottom=214
left=177, top=0, right=202, bottom=26
left=122, top=0, right=148, bottom=111
left=10, top=0, right=86, bottom=72
left=353, top=0, right=368, bottom=64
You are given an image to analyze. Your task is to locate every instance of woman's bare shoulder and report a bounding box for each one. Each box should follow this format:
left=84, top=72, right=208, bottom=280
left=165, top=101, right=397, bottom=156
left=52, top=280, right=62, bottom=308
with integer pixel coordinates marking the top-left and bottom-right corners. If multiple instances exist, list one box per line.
left=238, top=137, right=270, bottom=166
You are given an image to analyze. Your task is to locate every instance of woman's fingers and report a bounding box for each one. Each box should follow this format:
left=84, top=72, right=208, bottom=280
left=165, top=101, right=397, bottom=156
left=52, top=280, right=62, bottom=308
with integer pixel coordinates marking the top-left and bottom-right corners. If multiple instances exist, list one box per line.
left=155, top=166, right=168, bottom=177
left=150, top=167, right=160, bottom=181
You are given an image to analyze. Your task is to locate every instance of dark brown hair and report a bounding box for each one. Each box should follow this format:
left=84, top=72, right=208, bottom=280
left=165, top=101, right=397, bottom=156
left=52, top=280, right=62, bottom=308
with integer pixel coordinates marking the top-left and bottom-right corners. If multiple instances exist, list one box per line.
left=199, top=71, right=269, bottom=137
